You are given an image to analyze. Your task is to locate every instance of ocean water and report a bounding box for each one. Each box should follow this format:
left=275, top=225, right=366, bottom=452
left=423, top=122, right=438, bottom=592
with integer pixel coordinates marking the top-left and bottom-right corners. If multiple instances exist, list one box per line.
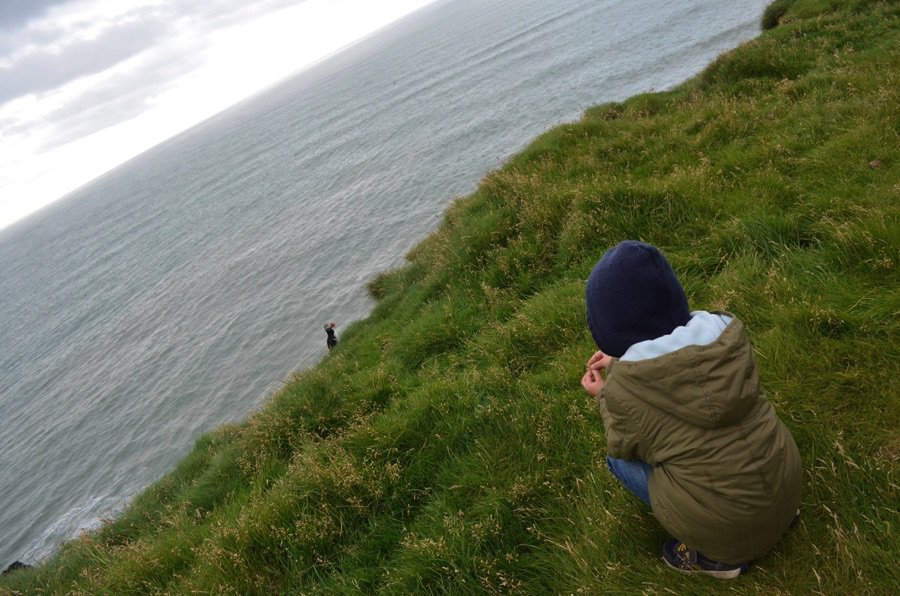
left=0, top=0, right=770, bottom=568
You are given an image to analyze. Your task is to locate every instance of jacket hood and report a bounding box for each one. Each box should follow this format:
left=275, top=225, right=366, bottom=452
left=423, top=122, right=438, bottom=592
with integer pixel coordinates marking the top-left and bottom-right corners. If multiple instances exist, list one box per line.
left=606, top=313, right=759, bottom=429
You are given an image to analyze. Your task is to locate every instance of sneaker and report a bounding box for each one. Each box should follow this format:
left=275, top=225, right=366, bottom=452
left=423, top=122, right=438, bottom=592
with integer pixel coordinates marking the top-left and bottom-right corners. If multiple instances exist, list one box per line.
left=662, top=538, right=749, bottom=579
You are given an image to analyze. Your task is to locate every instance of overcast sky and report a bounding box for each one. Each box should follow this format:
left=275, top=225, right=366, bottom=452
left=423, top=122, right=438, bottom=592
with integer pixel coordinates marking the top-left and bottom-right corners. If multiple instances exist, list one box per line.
left=0, top=0, right=436, bottom=231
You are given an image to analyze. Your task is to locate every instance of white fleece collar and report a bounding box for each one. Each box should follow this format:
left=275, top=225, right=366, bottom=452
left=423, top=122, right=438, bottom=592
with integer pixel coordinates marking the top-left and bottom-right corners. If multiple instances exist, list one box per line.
left=619, top=311, right=733, bottom=362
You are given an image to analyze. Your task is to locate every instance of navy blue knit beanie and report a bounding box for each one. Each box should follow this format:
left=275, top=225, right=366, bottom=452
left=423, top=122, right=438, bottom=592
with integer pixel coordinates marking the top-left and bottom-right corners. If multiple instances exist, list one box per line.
left=585, top=240, right=690, bottom=358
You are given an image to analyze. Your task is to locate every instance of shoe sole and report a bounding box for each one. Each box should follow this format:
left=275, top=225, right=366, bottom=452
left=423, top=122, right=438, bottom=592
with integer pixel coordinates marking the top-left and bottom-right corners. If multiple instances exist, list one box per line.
left=662, top=556, right=746, bottom=579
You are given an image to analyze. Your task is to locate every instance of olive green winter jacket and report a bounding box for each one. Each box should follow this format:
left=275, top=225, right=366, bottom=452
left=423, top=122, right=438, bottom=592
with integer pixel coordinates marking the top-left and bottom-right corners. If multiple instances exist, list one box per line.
left=596, top=314, right=801, bottom=564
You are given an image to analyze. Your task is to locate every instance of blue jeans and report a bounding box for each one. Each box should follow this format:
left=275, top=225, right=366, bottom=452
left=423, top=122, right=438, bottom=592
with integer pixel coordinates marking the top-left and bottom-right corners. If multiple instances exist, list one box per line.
left=606, top=456, right=653, bottom=507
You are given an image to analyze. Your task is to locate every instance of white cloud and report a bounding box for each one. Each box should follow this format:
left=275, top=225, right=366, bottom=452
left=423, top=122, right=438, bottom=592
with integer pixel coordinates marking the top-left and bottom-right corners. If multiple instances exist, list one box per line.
left=0, top=0, right=436, bottom=231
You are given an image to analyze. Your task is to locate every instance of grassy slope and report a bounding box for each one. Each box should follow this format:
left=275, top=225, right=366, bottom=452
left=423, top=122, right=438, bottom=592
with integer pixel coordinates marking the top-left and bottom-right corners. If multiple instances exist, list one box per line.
left=3, top=1, right=898, bottom=593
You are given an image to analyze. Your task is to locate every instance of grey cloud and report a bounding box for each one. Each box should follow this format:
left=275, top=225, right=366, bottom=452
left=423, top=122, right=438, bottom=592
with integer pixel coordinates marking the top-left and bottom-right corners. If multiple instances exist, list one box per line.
left=0, top=0, right=314, bottom=147
left=34, top=50, right=207, bottom=149
left=0, top=18, right=169, bottom=103
left=34, top=88, right=157, bottom=148
left=0, top=38, right=206, bottom=150
left=0, top=0, right=76, bottom=32
left=0, top=0, right=310, bottom=102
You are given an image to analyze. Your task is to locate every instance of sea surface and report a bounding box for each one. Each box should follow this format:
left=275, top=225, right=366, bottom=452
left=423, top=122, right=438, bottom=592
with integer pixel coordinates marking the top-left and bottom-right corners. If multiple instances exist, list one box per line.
left=0, top=0, right=770, bottom=568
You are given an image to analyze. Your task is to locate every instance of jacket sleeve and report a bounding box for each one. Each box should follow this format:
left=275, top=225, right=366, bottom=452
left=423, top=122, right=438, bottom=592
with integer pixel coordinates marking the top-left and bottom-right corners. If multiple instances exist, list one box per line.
left=594, top=360, right=643, bottom=461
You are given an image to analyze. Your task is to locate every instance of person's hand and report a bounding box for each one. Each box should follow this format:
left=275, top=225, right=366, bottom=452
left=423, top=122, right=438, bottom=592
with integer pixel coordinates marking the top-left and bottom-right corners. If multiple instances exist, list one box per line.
left=581, top=367, right=605, bottom=396
left=586, top=350, right=612, bottom=371
left=581, top=351, right=612, bottom=396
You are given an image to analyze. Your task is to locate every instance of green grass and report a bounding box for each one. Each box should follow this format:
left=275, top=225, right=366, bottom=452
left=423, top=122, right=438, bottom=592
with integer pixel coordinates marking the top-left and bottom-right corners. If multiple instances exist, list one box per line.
left=3, top=1, right=898, bottom=593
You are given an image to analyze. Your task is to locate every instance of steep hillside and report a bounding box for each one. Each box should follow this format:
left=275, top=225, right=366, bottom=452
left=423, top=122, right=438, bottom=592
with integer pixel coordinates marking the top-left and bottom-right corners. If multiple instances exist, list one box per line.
left=3, top=0, right=897, bottom=593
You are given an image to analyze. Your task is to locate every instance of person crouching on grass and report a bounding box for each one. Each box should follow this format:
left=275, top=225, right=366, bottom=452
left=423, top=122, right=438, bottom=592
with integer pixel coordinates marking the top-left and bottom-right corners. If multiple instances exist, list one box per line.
left=580, top=240, right=801, bottom=579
